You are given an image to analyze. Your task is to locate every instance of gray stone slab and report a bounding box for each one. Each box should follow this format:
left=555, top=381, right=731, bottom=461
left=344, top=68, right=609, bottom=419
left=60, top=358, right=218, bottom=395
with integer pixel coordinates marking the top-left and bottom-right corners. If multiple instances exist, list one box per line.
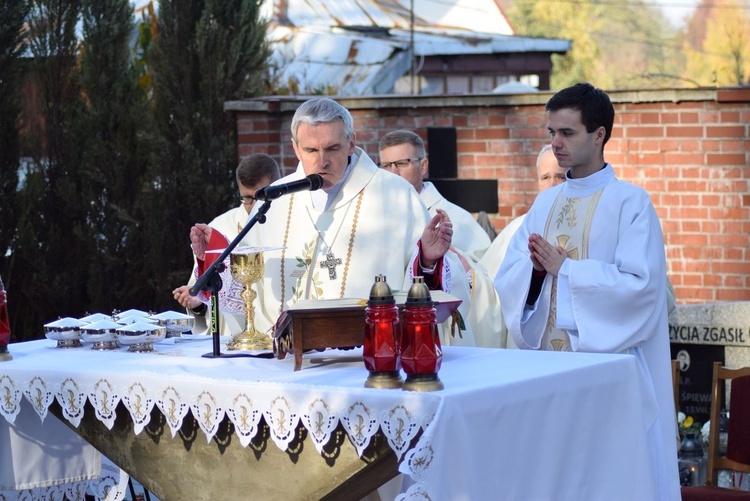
left=669, top=302, right=750, bottom=347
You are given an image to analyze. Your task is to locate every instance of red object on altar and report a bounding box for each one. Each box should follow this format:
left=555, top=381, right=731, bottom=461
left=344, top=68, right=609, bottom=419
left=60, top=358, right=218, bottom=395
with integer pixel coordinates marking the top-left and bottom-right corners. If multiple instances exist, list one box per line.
left=363, top=275, right=403, bottom=388
left=0, top=275, right=11, bottom=359
left=400, top=276, right=443, bottom=391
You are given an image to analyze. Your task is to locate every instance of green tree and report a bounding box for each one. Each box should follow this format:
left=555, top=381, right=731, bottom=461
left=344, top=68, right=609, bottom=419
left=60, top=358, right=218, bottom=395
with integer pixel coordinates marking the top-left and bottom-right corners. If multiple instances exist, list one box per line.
left=4, top=0, right=273, bottom=337
left=600, top=0, right=687, bottom=89
left=77, top=0, right=157, bottom=311
left=684, top=0, right=750, bottom=86
left=0, top=1, right=29, bottom=264
left=11, top=0, right=87, bottom=339
left=508, top=0, right=606, bottom=88
left=142, top=0, right=270, bottom=304
left=505, top=0, right=681, bottom=89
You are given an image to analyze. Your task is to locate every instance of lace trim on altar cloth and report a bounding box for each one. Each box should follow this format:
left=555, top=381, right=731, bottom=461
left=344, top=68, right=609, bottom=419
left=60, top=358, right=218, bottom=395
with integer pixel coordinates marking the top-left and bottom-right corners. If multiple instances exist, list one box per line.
left=0, top=458, right=129, bottom=501
left=0, top=373, right=442, bottom=499
left=0, top=482, right=90, bottom=501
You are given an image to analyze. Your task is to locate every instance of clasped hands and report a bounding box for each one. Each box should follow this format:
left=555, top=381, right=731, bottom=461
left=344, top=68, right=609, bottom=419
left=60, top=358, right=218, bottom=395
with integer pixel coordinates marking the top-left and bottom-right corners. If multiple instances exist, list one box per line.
left=528, top=233, right=566, bottom=277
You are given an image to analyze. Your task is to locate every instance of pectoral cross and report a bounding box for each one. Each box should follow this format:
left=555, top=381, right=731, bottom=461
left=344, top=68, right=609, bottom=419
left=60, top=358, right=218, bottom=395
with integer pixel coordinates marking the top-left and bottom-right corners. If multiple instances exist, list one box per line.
left=320, top=251, right=342, bottom=280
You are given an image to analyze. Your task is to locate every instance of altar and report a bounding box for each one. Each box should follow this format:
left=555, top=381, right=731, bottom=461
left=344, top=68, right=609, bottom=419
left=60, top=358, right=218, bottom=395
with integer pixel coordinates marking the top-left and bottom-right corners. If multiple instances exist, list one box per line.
left=1, top=338, right=660, bottom=500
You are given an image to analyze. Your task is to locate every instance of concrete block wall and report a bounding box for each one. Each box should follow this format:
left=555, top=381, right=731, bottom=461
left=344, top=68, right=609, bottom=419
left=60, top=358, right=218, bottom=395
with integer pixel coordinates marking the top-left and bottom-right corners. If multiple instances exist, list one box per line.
left=227, top=87, right=750, bottom=305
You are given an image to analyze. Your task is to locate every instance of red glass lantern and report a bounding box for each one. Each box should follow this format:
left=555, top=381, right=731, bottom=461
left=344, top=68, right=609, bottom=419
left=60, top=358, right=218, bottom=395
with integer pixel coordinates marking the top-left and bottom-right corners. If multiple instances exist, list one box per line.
left=0, top=274, right=11, bottom=361
left=363, top=275, right=402, bottom=388
left=401, top=276, right=443, bottom=391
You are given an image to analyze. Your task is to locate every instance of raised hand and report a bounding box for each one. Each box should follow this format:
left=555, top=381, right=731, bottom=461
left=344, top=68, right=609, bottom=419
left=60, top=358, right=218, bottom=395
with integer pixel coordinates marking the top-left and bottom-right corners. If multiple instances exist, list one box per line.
left=420, top=209, right=453, bottom=268
left=190, top=223, right=212, bottom=261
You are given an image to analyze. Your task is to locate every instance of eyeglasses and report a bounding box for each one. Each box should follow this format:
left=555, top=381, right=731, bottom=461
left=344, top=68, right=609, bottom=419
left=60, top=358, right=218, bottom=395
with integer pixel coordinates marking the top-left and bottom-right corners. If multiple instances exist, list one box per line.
left=378, top=157, right=423, bottom=170
left=239, top=194, right=257, bottom=206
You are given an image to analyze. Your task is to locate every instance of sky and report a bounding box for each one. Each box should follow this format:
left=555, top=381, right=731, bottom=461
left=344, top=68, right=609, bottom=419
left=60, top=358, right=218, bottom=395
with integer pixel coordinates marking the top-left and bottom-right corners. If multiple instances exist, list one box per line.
left=131, top=0, right=700, bottom=29
left=657, top=0, right=699, bottom=27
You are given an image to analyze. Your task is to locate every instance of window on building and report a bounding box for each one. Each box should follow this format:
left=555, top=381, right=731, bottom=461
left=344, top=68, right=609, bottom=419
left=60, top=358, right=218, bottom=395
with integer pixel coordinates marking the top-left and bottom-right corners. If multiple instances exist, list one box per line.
left=446, top=75, right=470, bottom=94
left=472, top=75, right=495, bottom=93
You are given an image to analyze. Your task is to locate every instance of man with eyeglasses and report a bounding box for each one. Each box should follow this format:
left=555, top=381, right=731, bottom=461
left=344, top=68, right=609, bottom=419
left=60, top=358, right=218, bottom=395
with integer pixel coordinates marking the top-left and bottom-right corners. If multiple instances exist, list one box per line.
left=378, top=130, right=506, bottom=348
left=173, top=153, right=280, bottom=335
left=378, top=130, right=491, bottom=264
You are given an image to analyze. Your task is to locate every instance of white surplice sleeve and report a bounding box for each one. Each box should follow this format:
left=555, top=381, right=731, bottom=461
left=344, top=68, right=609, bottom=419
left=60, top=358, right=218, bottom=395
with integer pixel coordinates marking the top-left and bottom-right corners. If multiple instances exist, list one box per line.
left=555, top=189, right=668, bottom=354
left=494, top=207, right=551, bottom=350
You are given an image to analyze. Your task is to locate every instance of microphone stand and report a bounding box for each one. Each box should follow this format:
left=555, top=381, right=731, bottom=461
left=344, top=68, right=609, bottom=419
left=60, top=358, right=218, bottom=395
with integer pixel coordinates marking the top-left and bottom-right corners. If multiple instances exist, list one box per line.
left=190, top=200, right=273, bottom=358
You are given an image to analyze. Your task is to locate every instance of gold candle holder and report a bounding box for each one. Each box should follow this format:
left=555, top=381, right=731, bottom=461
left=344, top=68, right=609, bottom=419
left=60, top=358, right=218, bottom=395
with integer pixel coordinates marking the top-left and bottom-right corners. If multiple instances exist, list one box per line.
left=227, top=251, right=271, bottom=351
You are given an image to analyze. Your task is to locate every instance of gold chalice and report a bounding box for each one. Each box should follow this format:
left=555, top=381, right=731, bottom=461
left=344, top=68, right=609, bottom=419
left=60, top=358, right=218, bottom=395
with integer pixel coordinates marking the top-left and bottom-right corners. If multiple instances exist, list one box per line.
left=227, top=250, right=271, bottom=351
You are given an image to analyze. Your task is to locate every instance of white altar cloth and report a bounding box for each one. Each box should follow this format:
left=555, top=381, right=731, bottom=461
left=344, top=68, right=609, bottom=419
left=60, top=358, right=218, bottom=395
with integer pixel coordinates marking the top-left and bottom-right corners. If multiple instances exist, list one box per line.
left=0, top=338, right=659, bottom=500
left=0, top=398, right=102, bottom=498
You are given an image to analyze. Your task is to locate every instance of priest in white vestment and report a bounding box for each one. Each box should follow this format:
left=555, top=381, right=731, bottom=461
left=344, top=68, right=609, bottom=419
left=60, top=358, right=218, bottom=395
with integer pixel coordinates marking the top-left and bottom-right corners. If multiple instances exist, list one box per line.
left=377, top=130, right=490, bottom=264
left=485, top=145, right=676, bottom=329
left=496, top=83, right=680, bottom=500
left=189, top=98, right=464, bottom=342
left=378, top=130, right=502, bottom=348
left=173, top=154, right=280, bottom=335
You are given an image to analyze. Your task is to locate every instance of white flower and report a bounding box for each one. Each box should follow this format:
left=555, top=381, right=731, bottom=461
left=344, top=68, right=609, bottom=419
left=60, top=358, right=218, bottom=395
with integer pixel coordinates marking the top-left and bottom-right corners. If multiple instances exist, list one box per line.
left=701, top=421, right=710, bottom=444
left=677, top=412, right=686, bottom=425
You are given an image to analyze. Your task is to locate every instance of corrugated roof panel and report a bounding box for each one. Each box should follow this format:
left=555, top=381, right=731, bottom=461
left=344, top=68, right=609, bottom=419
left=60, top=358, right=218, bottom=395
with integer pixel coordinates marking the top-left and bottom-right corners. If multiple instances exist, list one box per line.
left=268, top=26, right=406, bottom=95
left=272, top=27, right=403, bottom=64
left=273, top=59, right=389, bottom=95
left=262, top=1, right=406, bottom=30
left=300, top=34, right=397, bottom=65
left=356, top=0, right=414, bottom=29
left=280, top=0, right=371, bottom=27
left=412, top=0, right=513, bottom=35
left=277, top=0, right=330, bottom=26
left=306, top=1, right=388, bottom=27
left=273, top=0, right=512, bottom=35
left=389, top=29, right=570, bottom=56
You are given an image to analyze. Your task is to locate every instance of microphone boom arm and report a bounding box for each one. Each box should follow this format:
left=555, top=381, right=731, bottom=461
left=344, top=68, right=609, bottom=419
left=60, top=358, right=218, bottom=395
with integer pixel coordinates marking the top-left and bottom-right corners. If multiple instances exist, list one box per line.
left=189, top=200, right=272, bottom=298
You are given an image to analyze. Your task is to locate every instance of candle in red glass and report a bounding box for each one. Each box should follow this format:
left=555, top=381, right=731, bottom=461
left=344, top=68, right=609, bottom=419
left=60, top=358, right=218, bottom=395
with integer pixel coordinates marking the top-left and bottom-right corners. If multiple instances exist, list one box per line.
left=0, top=275, right=12, bottom=361
left=401, top=276, right=444, bottom=392
left=363, top=275, right=402, bottom=389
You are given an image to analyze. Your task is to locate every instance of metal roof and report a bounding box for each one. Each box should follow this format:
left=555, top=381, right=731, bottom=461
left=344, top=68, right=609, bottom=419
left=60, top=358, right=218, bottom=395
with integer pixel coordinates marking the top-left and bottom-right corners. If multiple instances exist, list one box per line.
left=268, top=25, right=412, bottom=95
left=262, top=1, right=570, bottom=95
left=132, top=0, right=571, bottom=96
left=263, top=0, right=515, bottom=36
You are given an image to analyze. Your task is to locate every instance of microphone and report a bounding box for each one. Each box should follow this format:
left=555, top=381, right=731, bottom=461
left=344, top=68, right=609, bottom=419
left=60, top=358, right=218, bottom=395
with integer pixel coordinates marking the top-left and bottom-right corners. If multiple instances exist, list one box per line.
left=253, top=174, right=324, bottom=201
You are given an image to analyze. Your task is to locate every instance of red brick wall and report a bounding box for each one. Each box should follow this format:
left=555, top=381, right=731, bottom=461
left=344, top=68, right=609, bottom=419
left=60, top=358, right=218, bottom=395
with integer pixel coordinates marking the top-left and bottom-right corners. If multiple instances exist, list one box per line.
left=228, top=88, right=750, bottom=304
